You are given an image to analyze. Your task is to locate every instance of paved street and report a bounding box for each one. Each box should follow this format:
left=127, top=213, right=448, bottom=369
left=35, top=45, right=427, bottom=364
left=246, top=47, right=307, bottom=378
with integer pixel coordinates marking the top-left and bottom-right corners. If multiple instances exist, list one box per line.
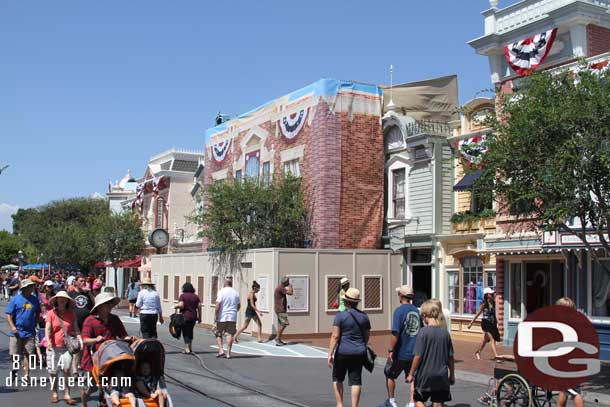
left=0, top=303, right=490, bottom=406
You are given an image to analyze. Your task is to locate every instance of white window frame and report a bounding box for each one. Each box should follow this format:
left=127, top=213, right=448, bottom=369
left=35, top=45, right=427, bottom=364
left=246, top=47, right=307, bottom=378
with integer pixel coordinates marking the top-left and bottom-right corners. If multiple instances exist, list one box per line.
left=361, top=275, right=383, bottom=312
left=325, top=275, right=347, bottom=313
left=283, top=159, right=301, bottom=177
left=210, top=275, right=219, bottom=308
left=387, top=159, right=409, bottom=220
left=588, top=256, right=610, bottom=323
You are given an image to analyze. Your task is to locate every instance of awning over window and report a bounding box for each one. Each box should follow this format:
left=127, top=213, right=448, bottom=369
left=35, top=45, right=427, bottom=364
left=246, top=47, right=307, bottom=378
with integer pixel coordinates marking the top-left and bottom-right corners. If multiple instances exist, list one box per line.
left=453, top=170, right=482, bottom=191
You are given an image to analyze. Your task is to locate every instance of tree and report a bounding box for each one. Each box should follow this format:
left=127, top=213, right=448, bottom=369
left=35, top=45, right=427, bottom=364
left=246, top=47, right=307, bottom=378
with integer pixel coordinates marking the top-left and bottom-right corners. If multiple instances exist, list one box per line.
left=479, top=64, right=610, bottom=267
left=192, top=175, right=308, bottom=272
left=97, top=211, right=145, bottom=291
left=0, top=231, right=24, bottom=266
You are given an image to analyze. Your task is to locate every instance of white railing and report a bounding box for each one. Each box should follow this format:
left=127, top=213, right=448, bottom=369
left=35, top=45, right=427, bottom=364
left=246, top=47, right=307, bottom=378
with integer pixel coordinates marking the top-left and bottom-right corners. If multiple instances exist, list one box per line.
left=149, top=147, right=204, bottom=162
left=548, top=50, right=610, bottom=73
left=495, top=0, right=610, bottom=34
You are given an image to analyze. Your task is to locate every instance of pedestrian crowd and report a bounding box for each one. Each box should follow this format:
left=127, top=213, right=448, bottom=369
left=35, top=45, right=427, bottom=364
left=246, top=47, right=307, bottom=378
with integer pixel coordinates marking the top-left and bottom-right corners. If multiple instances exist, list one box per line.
left=1, top=269, right=155, bottom=407
left=4, top=268, right=585, bottom=407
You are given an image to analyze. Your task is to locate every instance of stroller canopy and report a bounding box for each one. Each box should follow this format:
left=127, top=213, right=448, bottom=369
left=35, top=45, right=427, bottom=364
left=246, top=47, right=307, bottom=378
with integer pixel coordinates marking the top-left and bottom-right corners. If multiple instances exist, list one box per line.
left=131, top=338, right=165, bottom=376
left=92, top=340, right=136, bottom=381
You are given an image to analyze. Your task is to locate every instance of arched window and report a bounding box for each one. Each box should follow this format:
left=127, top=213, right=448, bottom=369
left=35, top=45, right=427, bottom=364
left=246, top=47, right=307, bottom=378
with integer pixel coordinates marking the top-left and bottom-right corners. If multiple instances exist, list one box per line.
left=156, top=198, right=164, bottom=228
left=385, top=126, right=404, bottom=151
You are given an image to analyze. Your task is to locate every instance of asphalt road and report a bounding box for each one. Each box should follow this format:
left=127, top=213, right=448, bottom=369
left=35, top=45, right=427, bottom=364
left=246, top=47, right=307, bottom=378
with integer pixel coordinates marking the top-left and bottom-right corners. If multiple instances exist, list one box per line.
left=0, top=302, right=489, bottom=406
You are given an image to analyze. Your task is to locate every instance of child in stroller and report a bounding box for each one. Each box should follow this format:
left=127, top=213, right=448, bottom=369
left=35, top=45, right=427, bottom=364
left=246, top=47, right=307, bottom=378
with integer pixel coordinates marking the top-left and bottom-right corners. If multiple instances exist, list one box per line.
left=103, top=359, right=137, bottom=407
left=134, top=361, right=167, bottom=407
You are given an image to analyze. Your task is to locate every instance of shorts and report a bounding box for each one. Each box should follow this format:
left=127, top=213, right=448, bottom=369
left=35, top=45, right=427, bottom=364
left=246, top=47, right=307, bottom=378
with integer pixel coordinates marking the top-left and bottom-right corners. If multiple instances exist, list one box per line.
left=214, top=321, right=237, bottom=337
left=276, top=312, right=289, bottom=327
left=384, top=358, right=413, bottom=380
left=414, top=389, right=452, bottom=403
left=332, top=353, right=364, bottom=386
left=245, top=308, right=260, bottom=321
left=128, top=299, right=137, bottom=304
left=482, top=319, right=501, bottom=342
left=9, top=336, right=36, bottom=357
left=47, top=347, right=74, bottom=374
left=567, top=387, right=582, bottom=397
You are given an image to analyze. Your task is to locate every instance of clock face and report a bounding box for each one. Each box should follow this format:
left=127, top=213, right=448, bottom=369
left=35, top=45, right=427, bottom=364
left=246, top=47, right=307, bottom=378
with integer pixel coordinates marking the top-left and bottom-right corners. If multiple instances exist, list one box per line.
left=149, top=228, right=169, bottom=249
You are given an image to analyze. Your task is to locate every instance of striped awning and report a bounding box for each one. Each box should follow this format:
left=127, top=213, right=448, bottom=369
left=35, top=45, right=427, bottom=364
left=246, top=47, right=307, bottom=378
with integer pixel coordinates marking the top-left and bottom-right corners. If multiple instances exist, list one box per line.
left=453, top=170, right=482, bottom=191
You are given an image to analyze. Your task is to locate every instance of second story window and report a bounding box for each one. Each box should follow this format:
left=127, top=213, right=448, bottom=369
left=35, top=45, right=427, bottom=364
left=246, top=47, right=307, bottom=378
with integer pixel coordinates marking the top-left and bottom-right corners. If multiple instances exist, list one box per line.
left=283, top=159, right=300, bottom=177
left=262, top=162, right=271, bottom=185
left=156, top=198, right=164, bottom=228
left=392, top=168, right=406, bottom=218
left=245, top=151, right=260, bottom=180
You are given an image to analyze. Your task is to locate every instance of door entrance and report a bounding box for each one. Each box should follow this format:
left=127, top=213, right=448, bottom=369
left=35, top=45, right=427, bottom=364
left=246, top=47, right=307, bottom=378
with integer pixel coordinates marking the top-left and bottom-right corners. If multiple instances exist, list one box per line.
left=412, top=265, right=431, bottom=307
left=526, top=263, right=550, bottom=313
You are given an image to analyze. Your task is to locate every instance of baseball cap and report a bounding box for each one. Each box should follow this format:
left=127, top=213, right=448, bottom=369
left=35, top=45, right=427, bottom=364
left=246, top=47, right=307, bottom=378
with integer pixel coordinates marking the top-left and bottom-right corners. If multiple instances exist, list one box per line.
left=395, top=285, right=414, bottom=297
left=483, top=287, right=495, bottom=295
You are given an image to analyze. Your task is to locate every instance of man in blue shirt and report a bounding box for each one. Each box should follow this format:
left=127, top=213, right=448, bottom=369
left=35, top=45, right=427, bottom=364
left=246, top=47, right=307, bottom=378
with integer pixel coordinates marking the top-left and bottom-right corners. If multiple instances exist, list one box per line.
left=381, top=285, right=421, bottom=407
left=5, top=278, right=41, bottom=380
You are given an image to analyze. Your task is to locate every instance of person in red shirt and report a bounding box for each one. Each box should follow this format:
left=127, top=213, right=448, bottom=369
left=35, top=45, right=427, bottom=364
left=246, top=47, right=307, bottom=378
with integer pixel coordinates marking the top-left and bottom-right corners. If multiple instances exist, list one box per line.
left=45, top=291, right=79, bottom=404
left=80, top=292, right=131, bottom=407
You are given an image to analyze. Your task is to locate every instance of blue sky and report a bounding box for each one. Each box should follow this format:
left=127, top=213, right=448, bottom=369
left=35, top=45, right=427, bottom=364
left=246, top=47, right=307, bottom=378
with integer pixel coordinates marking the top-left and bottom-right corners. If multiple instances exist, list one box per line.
left=0, top=0, right=515, bottom=231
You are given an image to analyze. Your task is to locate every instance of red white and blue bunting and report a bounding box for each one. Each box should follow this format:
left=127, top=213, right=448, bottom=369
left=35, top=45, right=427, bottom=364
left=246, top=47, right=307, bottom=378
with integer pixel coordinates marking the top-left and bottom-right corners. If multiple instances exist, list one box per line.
left=152, top=176, right=165, bottom=195
left=279, top=108, right=308, bottom=140
left=457, top=134, right=487, bottom=168
left=504, top=28, right=557, bottom=76
left=212, top=139, right=231, bottom=162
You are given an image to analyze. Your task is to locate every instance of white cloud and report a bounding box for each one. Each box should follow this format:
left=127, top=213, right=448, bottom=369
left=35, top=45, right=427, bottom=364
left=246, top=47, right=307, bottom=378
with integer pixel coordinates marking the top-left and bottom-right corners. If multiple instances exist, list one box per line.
left=0, top=203, right=19, bottom=232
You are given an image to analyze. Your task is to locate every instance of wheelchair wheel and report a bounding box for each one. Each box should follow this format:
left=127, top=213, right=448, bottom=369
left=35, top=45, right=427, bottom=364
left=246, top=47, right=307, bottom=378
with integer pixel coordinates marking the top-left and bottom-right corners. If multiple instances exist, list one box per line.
left=496, top=373, right=532, bottom=407
left=531, top=385, right=555, bottom=407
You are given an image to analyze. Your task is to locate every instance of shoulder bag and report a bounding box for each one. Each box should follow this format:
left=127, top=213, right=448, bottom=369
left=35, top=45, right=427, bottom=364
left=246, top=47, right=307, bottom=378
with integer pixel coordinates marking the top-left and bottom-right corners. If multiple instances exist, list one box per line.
left=57, top=312, right=81, bottom=354
left=347, top=310, right=377, bottom=372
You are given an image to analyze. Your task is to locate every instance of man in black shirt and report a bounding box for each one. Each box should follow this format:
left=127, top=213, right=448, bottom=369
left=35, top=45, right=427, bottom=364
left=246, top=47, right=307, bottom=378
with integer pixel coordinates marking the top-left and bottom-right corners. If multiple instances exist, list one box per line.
left=68, top=273, right=95, bottom=330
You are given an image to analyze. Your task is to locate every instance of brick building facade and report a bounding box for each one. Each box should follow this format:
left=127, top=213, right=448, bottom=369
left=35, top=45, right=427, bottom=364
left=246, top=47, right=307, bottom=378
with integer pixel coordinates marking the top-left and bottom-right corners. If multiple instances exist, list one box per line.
left=203, top=79, right=384, bottom=249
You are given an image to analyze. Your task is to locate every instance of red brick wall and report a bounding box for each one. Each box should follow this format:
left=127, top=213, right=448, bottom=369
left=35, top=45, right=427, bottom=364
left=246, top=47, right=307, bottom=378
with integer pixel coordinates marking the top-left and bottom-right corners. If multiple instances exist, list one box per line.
left=587, top=24, right=610, bottom=57
left=202, top=97, right=384, bottom=250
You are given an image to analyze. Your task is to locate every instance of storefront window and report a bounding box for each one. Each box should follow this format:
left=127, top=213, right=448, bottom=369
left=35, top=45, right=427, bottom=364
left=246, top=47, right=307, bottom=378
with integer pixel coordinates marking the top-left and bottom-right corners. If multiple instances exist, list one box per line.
left=510, top=263, right=522, bottom=319
left=486, top=270, right=496, bottom=291
left=461, top=256, right=483, bottom=314
left=592, top=260, right=610, bottom=318
left=447, top=271, right=459, bottom=314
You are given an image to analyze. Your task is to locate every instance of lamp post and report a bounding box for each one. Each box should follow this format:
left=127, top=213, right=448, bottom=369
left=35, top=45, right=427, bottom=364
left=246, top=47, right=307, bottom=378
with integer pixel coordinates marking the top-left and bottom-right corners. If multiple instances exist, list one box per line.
left=17, top=250, right=24, bottom=273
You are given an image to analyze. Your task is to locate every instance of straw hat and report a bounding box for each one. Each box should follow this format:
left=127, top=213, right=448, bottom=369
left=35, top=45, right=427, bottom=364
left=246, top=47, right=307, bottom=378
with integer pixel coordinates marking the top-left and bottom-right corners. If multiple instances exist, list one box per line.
left=50, top=291, right=75, bottom=308
left=20, top=279, right=37, bottom=289
left=90, top=292, right=120, bottom=314
left=340, top=277, right=350, bottom=287
left=140, top=277, right=155, bottom=286
left=342, top=287, right=361, bottom=303
left=395, top=285, right=414, bottom=298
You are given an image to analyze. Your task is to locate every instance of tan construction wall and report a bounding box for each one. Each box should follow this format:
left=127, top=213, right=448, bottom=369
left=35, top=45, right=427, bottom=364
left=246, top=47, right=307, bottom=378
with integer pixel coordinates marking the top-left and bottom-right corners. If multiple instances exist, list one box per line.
left=151, top=248, right=402, bottom=337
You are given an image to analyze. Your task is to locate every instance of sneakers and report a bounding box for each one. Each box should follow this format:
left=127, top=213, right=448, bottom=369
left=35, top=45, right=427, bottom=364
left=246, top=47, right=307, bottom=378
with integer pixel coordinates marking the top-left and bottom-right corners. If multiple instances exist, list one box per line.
left=379, top=399, right=398, bottom=407
left=406, top=403, right=415, bottom=407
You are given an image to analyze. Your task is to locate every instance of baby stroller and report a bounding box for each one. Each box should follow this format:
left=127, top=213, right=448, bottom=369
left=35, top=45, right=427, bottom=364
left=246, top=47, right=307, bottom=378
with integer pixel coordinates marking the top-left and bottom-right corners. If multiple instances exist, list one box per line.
left=131, top=338, right=173, bottom=407
left=92, top=339, right=173, bottom=407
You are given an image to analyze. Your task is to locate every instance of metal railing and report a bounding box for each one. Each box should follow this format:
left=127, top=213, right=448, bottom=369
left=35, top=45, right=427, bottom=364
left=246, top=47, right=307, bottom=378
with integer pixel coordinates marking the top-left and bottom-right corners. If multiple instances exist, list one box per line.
left=404, top=120, right=451, bottom=136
